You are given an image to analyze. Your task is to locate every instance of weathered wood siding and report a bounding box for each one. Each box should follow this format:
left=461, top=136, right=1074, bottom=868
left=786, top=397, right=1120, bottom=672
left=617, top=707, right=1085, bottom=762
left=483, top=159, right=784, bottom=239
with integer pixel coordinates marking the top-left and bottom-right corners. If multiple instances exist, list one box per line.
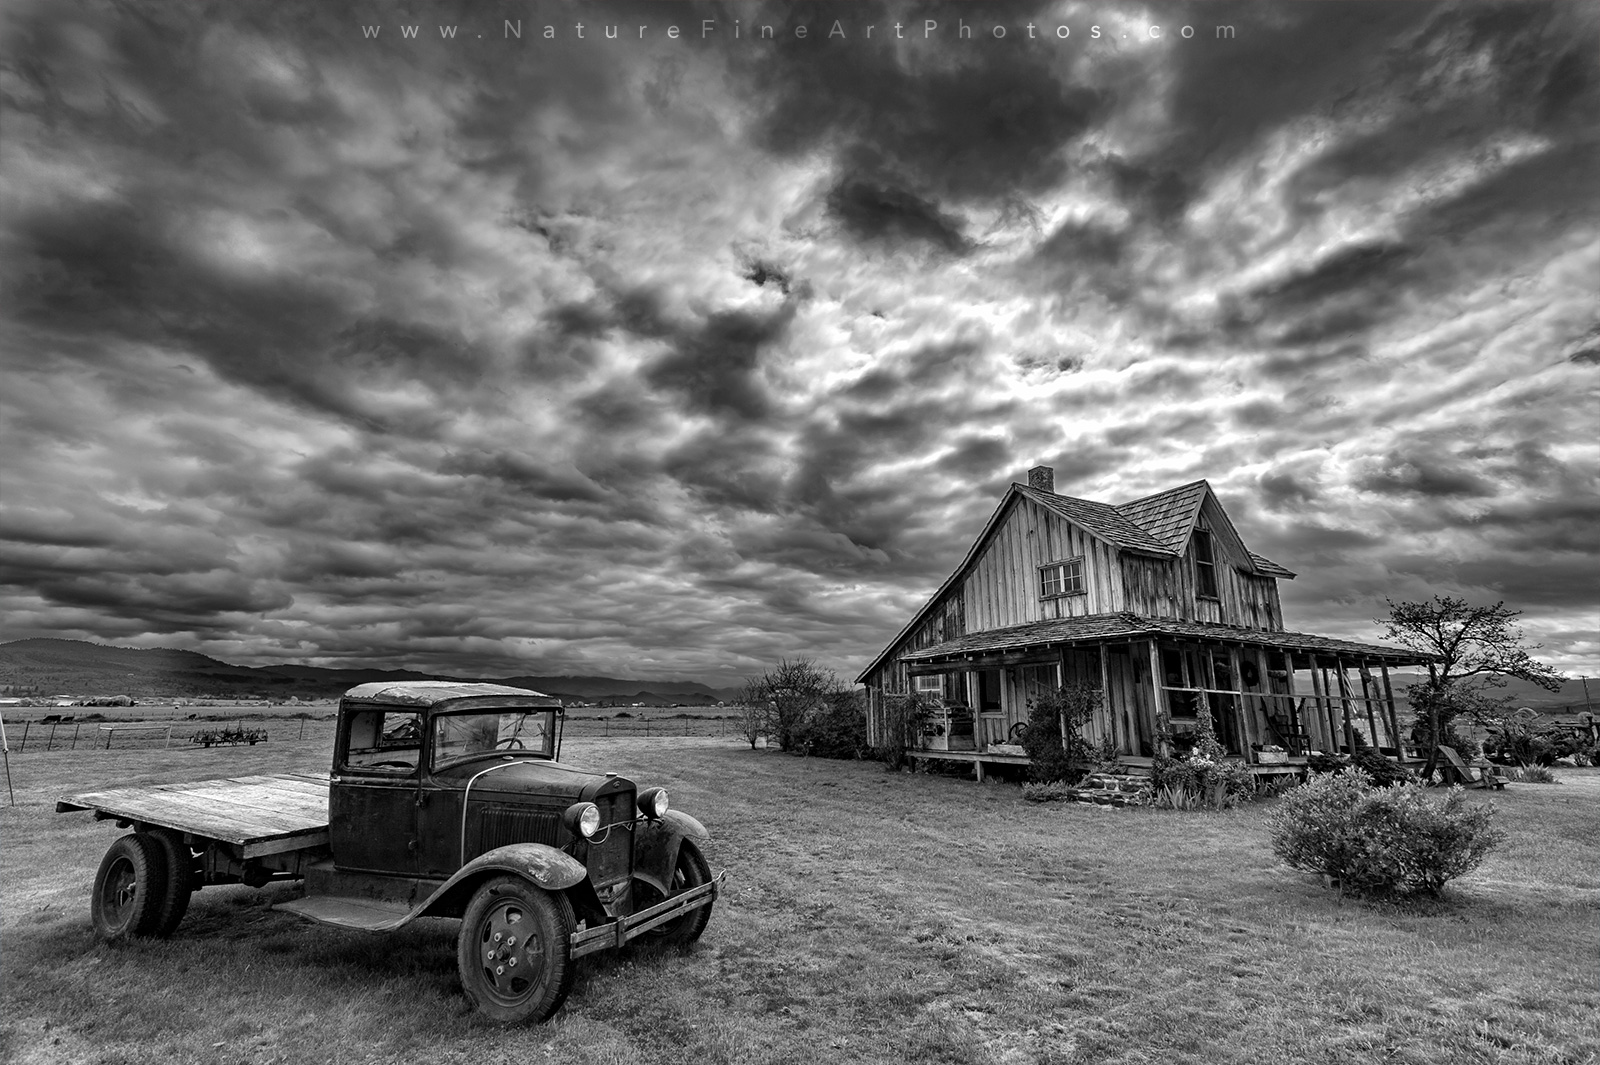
left=961, top=497, right=1123, bottom=632
left=1118, top=499, right=1283, bottom=630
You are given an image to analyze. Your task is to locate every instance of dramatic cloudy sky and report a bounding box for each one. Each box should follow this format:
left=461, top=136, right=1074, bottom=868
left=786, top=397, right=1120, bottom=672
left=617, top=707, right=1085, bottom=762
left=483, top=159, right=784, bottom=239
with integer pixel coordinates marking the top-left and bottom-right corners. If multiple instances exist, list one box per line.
left=2, top=1, right=1596, bottom=685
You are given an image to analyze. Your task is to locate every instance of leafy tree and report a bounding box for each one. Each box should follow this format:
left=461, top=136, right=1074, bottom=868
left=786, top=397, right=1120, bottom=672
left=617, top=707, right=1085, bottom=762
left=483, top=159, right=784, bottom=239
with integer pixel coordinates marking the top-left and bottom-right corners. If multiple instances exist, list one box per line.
left=1379, top=597, right=1564, bottom=778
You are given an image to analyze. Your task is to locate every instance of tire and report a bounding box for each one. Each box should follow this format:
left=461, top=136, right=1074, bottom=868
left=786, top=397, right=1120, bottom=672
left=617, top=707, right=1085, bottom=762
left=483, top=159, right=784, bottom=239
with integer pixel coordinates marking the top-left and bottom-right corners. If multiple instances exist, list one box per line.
left=90, top=833, right=168, bottom=941
left=148, top=829, right=195, bottom=937
left=456, top=876, right=576, bottom=1025
left=636, top=839, right=713, bottom=948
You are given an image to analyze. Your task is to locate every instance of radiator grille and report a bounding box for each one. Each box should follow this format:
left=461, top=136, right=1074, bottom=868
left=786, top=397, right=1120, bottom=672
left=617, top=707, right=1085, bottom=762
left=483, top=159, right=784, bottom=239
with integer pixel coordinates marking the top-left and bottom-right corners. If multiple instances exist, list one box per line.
left=473, top=806, right=562, bottom=857
left=583, top=791, right=634, bottom=887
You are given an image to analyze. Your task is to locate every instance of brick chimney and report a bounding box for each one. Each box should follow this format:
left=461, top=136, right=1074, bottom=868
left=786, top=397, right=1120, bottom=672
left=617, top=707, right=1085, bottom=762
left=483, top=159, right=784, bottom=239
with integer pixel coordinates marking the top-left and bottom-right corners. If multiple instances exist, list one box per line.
left=1027, top=465, right=1055, bottom=493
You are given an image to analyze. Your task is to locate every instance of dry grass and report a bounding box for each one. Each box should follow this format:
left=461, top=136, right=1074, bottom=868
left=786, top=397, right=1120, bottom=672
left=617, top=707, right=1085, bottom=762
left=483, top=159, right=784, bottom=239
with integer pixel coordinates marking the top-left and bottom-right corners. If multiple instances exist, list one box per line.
left=2, top=737, right=1597, bottom=1065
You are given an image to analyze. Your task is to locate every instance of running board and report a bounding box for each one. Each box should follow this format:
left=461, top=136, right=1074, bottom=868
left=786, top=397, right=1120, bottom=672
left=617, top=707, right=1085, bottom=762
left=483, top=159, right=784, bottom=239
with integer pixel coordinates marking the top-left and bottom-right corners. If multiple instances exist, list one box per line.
left=275, top=894, right=414, bottom=932
left=569, top=874, right=723, bottom=959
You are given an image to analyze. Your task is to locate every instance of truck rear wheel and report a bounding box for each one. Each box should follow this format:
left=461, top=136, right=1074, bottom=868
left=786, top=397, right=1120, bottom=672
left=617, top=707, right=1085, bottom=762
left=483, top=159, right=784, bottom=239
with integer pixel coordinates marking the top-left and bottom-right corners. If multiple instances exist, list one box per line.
left=91, top=833, right=166, bottom=941
left=148, top=828, right=195, bottom=937
left=456, top=876, right=576, bottom=1024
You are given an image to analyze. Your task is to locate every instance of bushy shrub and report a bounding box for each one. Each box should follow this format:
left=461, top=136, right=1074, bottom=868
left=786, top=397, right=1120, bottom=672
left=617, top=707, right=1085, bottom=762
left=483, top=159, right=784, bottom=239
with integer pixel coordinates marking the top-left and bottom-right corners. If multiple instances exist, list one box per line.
left=794, top=689, right=868, bottom=759
left=1266, top=770, right=1505, bottom=897
left=1018, top=686, right=1100, bottom=784
left=1020, top=781, right=1075, bottom=803
left=1351, top=747, right=1412, bottom=786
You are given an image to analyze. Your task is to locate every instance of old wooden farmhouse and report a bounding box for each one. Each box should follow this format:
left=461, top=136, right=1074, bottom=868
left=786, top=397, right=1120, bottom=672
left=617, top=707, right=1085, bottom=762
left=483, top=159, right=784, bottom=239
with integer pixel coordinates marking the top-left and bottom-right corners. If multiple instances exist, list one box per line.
left=857, top=468, right=1431, bottom=777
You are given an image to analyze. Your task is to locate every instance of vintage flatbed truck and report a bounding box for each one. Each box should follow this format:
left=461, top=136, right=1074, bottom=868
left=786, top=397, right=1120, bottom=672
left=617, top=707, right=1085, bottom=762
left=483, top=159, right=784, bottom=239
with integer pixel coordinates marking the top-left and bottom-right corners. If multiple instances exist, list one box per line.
left=57, top=681, right=720, bottom=1024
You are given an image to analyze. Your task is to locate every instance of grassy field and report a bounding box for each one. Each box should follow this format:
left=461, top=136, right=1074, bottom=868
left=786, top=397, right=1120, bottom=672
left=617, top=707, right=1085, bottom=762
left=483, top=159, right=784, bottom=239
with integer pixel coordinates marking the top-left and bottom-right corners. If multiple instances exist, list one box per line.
left=2, top=732, right=1596, bottom=1065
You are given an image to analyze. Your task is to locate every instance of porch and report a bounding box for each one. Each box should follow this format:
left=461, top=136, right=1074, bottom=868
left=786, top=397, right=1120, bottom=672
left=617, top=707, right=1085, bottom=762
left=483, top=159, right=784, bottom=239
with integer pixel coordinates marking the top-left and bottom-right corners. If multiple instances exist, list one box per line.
left=869, top=614, right=1432, bottom=767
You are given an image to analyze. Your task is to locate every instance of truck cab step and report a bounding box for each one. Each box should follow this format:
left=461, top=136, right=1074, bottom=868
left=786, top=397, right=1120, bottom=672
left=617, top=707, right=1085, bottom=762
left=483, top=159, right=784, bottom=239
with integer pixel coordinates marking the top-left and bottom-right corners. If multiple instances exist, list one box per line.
left=275, top=894, right=415, bottom=932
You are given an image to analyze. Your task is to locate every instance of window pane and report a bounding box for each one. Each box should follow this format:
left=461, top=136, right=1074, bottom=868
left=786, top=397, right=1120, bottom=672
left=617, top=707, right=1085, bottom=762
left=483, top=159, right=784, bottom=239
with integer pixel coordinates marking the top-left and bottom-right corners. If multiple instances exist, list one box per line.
left=1063, top=558, right=1084, bottom=593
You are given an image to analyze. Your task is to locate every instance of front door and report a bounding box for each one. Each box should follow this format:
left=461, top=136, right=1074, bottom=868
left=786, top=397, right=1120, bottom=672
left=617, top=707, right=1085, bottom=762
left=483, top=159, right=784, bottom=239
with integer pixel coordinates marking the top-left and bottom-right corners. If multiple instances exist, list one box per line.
left=330, top=708, right=421, bottom=874
left=976, top=669, right=1006, bottom=747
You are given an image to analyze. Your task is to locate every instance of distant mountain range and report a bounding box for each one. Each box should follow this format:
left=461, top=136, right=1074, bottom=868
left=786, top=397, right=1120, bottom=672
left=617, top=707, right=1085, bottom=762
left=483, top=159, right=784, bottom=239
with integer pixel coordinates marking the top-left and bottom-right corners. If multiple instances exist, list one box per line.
left=0, top=638, right=748, bottom=706
left=1381, top=671, right=1594, bottom=715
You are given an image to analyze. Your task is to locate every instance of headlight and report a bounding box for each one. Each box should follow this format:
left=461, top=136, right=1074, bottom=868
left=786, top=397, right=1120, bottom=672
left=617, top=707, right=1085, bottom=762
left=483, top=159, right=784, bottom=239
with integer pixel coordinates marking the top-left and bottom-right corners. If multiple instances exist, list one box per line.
left=563, top=801, right=602, bottom=839
left=637, top=787, right=669, bottom=819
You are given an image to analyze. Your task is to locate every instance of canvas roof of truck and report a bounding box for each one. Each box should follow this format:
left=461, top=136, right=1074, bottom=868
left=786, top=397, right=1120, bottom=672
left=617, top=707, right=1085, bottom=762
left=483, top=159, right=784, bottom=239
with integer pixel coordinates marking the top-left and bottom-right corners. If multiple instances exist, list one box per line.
left=340, top=681, right=562, bottom=708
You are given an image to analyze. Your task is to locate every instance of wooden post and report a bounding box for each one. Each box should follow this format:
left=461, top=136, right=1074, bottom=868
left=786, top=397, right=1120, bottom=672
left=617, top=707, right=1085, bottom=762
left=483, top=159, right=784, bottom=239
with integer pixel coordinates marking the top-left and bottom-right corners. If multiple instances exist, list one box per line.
left=1147, top=640, right=1168, bottom=755
left=1358, top=665, right=1382, bottom=753
left=1334, top=660, right=1357, bottom=754
left=1228, top=646, right=1250, bottom=760
left=1282, top=654, right=1303, bottom=754
left=1309, top=661, right=1331, bottom=754
left=1099, top=643, right=1118, bottom=754
left=1380, top=664, right=1403, bottom=757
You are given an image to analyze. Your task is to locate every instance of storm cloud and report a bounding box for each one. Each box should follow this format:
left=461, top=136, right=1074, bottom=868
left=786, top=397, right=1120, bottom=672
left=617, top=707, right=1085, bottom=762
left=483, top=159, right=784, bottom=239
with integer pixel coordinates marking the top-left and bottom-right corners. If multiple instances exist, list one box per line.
left=0, top=0, right=1595, bottom=682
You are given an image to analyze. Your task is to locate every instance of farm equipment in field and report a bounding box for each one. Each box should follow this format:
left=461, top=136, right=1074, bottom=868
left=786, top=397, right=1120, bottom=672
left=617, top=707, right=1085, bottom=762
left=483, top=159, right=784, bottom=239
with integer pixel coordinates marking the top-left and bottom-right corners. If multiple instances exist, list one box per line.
left=58, top=681, right=720, bottom=1024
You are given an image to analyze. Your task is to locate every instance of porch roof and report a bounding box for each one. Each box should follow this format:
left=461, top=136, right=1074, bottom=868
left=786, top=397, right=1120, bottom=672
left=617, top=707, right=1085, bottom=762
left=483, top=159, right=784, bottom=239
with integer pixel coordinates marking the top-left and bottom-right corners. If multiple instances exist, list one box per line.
left=899, top=612, right=1432, bottom=665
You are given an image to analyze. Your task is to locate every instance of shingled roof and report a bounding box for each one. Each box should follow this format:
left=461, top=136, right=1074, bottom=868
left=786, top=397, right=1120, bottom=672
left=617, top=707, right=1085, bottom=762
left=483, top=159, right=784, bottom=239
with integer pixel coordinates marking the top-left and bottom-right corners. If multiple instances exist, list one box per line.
left=1114, top=481, right=1208, bottom=553
left=1015, top=485, right=1172, bottom=555
left=900, top=613, right=1429, bottom=664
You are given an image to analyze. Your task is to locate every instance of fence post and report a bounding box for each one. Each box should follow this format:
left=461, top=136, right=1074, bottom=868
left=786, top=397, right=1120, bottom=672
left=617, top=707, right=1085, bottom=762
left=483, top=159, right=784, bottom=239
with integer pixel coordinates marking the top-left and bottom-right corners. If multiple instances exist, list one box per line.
left=72, top=723, right=80, bottom=750
left=47, top=722, right=58, bottom=751
left=299, top=718, right=306, bottom=741
left=19, top=721, right=28, bottom=753
left=644, top=718, right=650, bottom=737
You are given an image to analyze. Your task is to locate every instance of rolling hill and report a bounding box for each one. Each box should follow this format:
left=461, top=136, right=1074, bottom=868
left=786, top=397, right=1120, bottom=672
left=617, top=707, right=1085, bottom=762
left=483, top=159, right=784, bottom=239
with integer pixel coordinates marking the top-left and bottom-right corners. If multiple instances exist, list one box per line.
left=0, top=638, right=746, bottom=705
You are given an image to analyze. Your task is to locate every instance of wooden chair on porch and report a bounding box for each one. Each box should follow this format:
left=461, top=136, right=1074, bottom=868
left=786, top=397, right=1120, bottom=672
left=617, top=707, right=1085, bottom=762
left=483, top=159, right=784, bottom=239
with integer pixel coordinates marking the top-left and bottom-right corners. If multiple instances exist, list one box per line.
left=1435, top=745, right=1509, bottom=790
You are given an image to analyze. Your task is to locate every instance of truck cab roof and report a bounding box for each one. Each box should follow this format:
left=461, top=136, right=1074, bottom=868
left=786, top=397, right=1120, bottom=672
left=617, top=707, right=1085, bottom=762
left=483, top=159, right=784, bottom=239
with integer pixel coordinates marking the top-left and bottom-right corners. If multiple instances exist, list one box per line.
left=340, top=681, right=563, bottom=711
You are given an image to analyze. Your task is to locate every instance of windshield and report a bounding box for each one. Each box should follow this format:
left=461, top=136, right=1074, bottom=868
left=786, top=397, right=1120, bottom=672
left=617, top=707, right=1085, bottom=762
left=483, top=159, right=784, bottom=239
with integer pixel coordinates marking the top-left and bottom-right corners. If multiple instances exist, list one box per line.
left=432, top=709, right=557, bottom=769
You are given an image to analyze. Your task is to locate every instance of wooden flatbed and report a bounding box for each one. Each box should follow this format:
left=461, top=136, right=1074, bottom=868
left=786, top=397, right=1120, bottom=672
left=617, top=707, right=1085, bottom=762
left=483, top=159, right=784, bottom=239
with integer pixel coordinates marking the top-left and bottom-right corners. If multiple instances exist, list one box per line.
left=57, top=772, right=330, bottom=858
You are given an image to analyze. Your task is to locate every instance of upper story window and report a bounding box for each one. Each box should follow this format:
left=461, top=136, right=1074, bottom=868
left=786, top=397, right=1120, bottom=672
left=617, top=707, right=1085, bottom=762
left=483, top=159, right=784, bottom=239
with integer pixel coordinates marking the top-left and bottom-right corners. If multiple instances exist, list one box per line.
left=1039, top=557, right=1085, bottom=599
left=1193, top=529, right=1219, bottom=599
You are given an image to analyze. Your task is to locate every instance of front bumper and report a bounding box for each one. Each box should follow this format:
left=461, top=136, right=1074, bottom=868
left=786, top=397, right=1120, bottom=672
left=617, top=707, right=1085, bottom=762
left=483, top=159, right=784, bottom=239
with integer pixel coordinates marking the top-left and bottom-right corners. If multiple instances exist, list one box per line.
left=568, top=873, right=723, bottom=958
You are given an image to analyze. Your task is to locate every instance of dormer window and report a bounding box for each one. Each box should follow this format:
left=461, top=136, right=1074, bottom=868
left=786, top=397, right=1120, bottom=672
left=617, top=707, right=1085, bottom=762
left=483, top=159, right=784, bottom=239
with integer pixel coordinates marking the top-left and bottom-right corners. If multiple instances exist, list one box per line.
left=1193, top=529, right=1219, bottom=599
left=1039, top=557, right=1085, bottom=598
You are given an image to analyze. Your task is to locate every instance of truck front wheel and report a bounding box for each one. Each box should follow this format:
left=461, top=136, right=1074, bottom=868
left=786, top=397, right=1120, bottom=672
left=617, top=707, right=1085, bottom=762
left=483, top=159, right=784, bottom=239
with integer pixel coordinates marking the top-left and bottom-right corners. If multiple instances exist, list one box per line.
left=91, top=833, right=166, bottom=941
left=456, top=876, right=576, bottom=1024
left=636, top=839, right=713, bottom=948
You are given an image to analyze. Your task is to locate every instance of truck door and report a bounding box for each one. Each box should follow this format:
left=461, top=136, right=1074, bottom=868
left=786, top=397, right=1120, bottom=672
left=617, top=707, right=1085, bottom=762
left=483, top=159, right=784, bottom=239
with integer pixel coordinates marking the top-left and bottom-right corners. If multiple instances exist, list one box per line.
left=329, top=708, right=421, bottom=875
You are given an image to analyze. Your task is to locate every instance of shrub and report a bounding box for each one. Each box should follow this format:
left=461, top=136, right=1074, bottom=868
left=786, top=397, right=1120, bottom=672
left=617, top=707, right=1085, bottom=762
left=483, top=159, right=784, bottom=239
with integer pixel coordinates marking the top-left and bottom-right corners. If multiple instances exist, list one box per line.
left=1351, top=748, right=1412, bottom=786
left=1020, top=781, right=1075, bottom=803
left=1266, top=771, right=1505, bottom=897
left=794, top=689, right=868, bottom=759
left=1017, top=686, right=1100, bottom=784
left=1508, top=765, right=1559, bottom=784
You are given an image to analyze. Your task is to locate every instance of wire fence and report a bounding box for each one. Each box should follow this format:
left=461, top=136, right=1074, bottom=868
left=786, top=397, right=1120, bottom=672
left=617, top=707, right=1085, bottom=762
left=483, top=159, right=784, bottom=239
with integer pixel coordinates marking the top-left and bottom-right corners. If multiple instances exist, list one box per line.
left=3, top=711, right=754, bottom=753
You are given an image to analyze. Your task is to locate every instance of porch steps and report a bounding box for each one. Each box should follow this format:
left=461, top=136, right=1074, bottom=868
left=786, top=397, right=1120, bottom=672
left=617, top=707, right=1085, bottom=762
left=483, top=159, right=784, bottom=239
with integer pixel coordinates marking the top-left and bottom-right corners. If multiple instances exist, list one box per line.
left=1065, top=771, right=1152, bottom=808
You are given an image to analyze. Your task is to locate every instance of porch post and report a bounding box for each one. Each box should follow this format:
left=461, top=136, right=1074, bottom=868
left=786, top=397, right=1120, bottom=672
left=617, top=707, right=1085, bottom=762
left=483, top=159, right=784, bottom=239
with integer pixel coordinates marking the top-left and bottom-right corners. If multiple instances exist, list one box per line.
left=1358, top=664, right=1382, bottom=753
left=1146, top=639, right=1169, bottom=755
left=1309, top=659, right=1332, bottom=753
left=1228, top=645, right=1251, bottom=761
left=1380, top=665, right=1403, bottom=757
left=1334, top=659, right=1357, bottom=753
left=1099, top=642, right=1119, bottom=754
left=1281, top=653, right=1304, bottom=754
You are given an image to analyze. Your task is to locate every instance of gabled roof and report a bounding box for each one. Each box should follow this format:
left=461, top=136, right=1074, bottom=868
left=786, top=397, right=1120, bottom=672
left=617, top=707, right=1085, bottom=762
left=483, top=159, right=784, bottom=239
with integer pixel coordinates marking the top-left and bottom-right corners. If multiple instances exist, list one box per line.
left=1113, top=480, right=1208, bottom=552
left=854, top=476, right=1298, bottom=683
left=1016, top=485, right=1172, bottom=555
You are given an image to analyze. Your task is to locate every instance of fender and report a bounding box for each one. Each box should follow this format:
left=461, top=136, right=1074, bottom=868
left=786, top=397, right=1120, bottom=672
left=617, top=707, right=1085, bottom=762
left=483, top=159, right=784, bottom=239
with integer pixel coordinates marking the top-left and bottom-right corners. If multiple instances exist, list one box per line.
left=631, top=810, right=709, bottom=894
left=416, top=842, right=589, bottom=920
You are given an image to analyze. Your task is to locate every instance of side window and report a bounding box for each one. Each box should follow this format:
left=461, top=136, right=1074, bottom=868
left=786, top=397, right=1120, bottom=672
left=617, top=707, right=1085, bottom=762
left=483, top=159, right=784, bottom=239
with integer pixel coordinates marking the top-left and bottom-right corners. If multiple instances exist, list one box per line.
left=343, top=710, right=423, bottom=774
